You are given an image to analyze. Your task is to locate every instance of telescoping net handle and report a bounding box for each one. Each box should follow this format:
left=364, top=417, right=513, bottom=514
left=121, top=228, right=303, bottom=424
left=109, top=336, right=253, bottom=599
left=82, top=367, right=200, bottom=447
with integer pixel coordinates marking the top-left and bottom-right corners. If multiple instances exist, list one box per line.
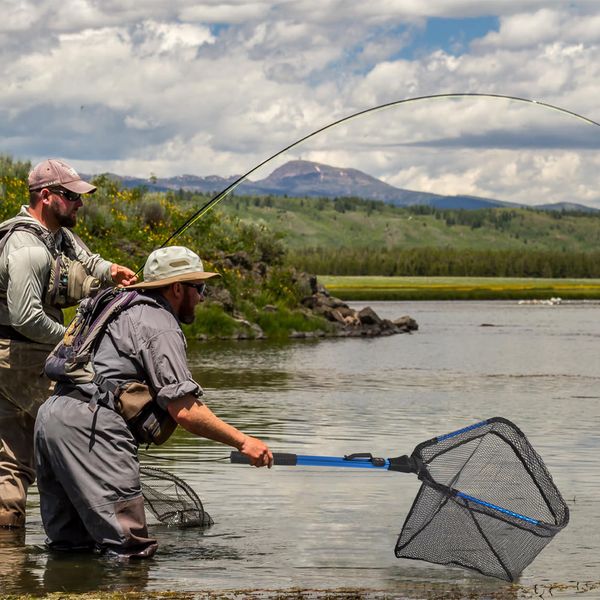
left=395, top=417, right=569, bottom=582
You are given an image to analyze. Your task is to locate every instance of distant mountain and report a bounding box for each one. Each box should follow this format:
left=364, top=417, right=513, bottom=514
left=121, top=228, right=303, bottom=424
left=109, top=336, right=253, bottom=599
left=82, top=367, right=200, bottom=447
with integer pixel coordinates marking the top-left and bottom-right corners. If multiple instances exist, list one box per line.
left=237, top=160, right=434, bottom=205
left=98, top=160, right=596, bottom=212
left=534, top=201, right=598, bottom=213
left=104, top=173, right=238, bottom=194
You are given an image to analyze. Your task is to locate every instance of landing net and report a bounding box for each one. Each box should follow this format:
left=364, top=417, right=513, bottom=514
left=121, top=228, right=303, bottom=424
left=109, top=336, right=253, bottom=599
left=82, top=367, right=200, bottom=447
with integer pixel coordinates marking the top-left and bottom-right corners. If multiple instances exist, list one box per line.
left=140, top=466, right=214, bottom=528
left=395, top=417, right=569, bottom=581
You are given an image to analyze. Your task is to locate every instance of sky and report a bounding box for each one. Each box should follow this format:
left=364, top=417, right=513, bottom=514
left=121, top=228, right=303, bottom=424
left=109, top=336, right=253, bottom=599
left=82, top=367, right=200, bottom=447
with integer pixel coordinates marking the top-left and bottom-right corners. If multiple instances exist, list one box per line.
left=1, top=0, right=600, bottom=206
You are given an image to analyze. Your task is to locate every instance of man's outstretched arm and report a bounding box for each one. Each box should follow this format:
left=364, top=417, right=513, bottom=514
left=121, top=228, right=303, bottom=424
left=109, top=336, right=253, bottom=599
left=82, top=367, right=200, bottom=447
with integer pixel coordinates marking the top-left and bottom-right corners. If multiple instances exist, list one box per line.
left=167, top=395, right=273, bottom=467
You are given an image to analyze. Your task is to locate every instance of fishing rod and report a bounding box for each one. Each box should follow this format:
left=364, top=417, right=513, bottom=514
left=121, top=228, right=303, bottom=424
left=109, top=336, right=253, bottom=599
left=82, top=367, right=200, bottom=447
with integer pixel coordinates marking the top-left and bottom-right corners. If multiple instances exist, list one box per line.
left=136, top=92, right=600, bottom=274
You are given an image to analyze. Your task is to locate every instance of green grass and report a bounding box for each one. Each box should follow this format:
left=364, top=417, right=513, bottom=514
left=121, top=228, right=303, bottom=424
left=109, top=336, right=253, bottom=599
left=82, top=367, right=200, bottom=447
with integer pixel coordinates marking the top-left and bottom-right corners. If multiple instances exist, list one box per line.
left=183, top=304, right=242, bottom=337
left=319, top=275, right=600, bottom=300
left=255, top=306, right=334, bottom=337
left=218, top=197, right=600, bottom=253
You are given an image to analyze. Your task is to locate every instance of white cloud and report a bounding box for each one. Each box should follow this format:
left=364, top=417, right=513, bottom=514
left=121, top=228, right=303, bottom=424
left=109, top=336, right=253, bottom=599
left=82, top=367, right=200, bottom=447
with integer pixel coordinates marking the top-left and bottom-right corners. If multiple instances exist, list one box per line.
left=1, top=1, right=599, bottom=207
left=179, top=2, right=270, bottom=24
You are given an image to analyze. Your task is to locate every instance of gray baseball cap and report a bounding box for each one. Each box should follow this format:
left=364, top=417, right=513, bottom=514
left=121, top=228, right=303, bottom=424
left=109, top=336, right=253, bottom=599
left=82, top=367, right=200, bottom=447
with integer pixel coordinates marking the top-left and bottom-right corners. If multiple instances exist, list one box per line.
left=28, top=159, right=96, bottom=194
left=129, top=246, right=220, bottom=290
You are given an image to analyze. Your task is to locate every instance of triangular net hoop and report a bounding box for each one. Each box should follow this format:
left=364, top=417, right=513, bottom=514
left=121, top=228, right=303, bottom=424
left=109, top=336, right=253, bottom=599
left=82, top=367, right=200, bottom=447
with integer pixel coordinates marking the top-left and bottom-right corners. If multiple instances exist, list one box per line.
left=395, top=417, right=569, bottom=581
left=140, top=466, right=214, bottom=528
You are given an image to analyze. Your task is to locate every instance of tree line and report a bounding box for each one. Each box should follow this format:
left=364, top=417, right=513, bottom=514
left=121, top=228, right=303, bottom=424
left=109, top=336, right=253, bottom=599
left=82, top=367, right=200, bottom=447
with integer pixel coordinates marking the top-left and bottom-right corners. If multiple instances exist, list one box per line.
left=288, top=246, right=600, bottom=278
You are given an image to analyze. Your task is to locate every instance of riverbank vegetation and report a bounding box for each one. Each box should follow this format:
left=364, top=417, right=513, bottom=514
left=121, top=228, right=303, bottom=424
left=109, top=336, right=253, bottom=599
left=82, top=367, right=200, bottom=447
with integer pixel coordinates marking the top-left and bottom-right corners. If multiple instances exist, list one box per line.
left=0, top=156, right=331, bottom=340
left=291, top=246, right=600, bottom=278
left=320, top=275, right=600, bottom=301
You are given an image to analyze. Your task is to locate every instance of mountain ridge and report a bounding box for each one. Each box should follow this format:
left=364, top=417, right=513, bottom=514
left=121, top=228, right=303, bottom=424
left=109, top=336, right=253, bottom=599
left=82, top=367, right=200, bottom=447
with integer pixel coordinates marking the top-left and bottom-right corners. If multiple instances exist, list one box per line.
left=92, top=159, right=596, bottom=212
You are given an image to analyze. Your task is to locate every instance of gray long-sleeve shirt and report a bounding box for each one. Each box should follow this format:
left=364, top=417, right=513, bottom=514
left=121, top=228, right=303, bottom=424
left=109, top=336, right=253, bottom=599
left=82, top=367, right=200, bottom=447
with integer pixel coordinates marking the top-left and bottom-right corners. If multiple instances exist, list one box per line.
left=92, top=292, right=202, bottom=410
left=0, top=206, right=113, bottom=345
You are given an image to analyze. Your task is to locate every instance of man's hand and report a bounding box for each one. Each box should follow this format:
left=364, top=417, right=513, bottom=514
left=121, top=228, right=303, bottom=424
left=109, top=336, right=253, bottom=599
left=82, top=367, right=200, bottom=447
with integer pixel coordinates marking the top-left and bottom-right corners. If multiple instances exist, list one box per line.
left=111, top=263, right=138, bottom=286
left=239, top=435, right=273, bottom=468
left=167, top=397, right=273, bottom=468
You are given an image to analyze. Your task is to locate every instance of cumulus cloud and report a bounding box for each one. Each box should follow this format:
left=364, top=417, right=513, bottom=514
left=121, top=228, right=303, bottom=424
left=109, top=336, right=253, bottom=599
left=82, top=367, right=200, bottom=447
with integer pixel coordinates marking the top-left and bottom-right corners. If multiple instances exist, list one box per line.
left=0, top=0, right=599, bottom=206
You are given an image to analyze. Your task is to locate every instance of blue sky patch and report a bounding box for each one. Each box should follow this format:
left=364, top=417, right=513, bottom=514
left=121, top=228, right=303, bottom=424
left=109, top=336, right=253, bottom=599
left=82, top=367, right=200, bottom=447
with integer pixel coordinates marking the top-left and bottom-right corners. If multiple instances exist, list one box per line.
left=401, top=16, right=499, bottom=59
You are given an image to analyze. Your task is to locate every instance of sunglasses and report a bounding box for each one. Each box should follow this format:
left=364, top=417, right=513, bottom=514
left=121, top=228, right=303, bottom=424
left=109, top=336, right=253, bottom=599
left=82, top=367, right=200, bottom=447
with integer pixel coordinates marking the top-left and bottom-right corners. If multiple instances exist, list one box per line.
left=49, top=188, right=82, bottom=202
left=184, top=282, right=206, bottom=295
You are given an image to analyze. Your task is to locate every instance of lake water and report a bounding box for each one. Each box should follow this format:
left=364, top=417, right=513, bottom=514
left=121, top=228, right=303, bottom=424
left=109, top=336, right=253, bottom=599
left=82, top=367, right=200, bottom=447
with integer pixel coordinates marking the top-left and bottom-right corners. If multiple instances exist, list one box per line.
left=3, top=301, right=599, bottom=598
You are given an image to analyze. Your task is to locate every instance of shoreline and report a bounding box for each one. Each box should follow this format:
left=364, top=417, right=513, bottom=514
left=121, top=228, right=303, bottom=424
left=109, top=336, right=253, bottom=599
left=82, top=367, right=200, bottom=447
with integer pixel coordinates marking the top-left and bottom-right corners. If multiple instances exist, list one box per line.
left=319, top=275, right=600, bottom=301
left=3, top=579, right=600, bottom=600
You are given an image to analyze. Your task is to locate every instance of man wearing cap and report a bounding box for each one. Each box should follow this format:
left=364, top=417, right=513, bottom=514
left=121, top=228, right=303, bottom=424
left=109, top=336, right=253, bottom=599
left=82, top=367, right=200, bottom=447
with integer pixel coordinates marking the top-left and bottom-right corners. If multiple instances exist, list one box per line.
left=34, top=246, right=272, bottom=557
left=0, top=158, right=138, bottom=529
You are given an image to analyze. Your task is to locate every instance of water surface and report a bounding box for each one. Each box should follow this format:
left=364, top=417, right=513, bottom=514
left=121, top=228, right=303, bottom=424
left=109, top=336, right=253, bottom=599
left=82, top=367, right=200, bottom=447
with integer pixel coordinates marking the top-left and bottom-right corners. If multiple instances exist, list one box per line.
left=5, top=301, right=599, bottom=597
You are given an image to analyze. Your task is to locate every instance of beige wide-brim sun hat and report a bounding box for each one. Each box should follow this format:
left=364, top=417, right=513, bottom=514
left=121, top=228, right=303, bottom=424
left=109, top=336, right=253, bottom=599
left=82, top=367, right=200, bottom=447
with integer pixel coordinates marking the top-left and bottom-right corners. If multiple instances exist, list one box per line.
left=128, top=246, right=220, bottom=290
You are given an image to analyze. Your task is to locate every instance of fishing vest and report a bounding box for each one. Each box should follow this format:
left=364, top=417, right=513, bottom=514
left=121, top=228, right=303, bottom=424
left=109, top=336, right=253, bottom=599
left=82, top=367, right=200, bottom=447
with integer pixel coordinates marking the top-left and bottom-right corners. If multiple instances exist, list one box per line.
left=0, top=217, right=101, bottom=310
left=45, top=287, right=178, bottom=446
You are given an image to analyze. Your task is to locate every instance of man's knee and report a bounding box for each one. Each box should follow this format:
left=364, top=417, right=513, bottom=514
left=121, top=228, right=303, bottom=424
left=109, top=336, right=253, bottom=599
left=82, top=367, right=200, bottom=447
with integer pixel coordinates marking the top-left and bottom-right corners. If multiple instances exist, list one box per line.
left=73, top=495, right=158, bottom=558
left=0, top=468, right=29, bottom=528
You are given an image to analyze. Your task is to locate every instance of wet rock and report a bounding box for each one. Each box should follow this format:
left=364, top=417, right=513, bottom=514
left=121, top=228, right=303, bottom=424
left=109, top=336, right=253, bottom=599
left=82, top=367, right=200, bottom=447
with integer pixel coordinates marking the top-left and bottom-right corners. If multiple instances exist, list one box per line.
left=250, top=323, right=265, bottom=339
left=197, top=254, right=418, bottom=340
left=357, top=306, right=382, bottom=326
left=313, top=305, right=347, bottom=324
left=300, top=284, right=419, bottom=339
left=393, top=316, right=419, bottom=331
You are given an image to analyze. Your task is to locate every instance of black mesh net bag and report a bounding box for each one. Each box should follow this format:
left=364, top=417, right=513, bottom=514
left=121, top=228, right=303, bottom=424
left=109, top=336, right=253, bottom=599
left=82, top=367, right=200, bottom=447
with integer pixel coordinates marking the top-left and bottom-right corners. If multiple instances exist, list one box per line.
left=394, top=417, right=569, bottom=581
left=140, top=466, right=214, bottom=528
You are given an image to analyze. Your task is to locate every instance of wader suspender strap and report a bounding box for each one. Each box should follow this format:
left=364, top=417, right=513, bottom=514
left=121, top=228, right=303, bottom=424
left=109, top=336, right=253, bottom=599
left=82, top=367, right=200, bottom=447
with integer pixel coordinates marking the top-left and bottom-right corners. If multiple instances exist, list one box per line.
left=88, top=372, right=120, bottom=413
left=0, top=221, right=57, bottom=257
left=66, top=291, right=155, bottom=413
left=0, top=222, right=52, bottom=341
left=0, top=220, right=79, bottom=341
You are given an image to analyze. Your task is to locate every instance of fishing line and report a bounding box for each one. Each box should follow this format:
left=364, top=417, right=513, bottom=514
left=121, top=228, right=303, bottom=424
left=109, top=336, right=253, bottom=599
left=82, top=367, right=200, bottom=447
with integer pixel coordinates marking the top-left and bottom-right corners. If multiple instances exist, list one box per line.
left=138, top=449, right=229, bottom=462
left=135, top=92, right=600, bottom=275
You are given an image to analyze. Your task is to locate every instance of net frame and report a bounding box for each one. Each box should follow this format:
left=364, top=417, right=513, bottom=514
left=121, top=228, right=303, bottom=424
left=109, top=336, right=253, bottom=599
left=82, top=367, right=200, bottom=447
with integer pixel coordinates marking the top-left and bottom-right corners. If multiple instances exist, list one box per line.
left=140, top=466, right=214, bottom=528
left=394, top=417, right=569, bottom=581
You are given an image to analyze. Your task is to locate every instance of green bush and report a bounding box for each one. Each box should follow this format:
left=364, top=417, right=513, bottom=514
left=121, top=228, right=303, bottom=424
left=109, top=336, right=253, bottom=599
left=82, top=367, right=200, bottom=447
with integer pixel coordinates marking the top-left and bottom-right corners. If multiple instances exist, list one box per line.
left=183, top=304, right=242, bottom=338
left=255, top=305, right=332, bottom=338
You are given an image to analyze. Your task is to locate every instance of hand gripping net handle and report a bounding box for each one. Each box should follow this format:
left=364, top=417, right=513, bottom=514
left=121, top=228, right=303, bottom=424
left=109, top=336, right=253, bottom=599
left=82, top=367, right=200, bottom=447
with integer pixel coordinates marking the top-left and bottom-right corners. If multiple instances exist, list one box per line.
left=231, top=452, right=298, bottom=466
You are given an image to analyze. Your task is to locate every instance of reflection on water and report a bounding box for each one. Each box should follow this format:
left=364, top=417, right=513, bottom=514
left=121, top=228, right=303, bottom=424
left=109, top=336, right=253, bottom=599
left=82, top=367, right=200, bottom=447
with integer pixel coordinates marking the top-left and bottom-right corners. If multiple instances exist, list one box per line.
left=11, top=301, right=600, bottom=597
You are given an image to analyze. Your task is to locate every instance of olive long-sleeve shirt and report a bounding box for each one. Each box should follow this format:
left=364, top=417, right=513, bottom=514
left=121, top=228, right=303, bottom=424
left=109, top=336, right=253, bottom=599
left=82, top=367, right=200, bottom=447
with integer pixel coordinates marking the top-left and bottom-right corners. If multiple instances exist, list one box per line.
left=0, top=206, right=113, bottom=345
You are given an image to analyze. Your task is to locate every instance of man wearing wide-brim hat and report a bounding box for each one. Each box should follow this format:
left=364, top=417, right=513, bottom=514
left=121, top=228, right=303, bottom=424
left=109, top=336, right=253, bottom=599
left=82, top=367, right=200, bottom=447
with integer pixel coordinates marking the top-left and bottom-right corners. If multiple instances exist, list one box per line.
left=34, top=246, right=272, bottom=558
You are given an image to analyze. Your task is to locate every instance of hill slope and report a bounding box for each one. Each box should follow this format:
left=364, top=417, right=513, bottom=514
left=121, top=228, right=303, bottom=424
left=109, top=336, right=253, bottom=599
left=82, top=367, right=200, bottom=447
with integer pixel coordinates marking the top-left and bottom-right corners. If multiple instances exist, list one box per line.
left=216, top=194, right=600, bottom=253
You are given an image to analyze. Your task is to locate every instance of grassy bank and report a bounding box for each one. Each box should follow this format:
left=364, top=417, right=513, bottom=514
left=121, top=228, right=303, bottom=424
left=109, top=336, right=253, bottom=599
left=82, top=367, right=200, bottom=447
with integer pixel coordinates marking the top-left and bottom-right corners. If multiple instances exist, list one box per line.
left=319, top=275, right=600, bottom=301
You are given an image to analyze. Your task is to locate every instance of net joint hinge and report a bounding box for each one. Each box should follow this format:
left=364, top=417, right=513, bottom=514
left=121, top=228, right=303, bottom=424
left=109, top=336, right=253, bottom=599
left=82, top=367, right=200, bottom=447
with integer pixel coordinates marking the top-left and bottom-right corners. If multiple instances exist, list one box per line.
left=343, top=453, right=386, bottom=466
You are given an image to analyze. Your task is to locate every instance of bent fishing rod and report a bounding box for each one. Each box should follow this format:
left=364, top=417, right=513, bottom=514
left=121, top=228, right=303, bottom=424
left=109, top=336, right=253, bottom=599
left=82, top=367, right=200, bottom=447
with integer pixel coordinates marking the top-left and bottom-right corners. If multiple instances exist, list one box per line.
left=136, top=92, right=600, bottom=275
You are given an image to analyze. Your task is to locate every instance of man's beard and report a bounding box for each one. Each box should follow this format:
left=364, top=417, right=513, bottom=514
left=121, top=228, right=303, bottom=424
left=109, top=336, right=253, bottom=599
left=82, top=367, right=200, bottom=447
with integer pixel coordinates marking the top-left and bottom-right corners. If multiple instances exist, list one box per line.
left=56, top=213, right=77, bottom=227
left=50, top=200, right=77, bottom=227
left=178, top=292, right=197, bottom=324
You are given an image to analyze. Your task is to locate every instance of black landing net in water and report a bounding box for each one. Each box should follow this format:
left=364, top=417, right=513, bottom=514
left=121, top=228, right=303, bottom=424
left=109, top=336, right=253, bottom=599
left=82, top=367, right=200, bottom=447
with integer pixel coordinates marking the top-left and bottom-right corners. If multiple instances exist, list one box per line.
left=139, top=466, right=213, bottom=529
left=230, top=417, right=569, bottom=582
